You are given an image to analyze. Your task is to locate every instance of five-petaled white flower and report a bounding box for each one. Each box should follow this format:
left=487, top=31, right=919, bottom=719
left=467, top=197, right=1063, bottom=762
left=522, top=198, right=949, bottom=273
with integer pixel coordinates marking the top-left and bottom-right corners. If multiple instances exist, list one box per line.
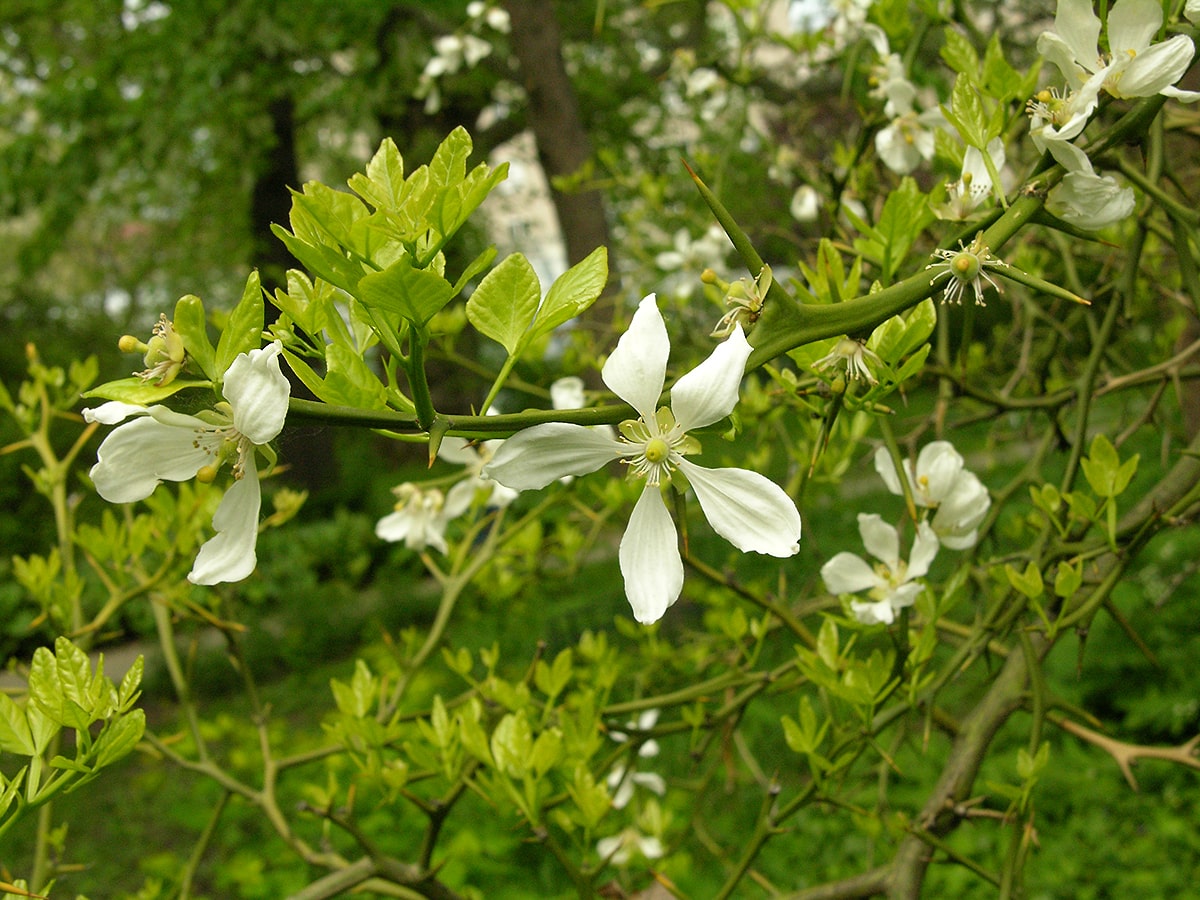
left=83, top=342, right=290, bottom=585
left=822, top=514, right=939, bottom=625
left=483, top=294, right=802, bottom=624
left=874, top=442, right=990, bottom=549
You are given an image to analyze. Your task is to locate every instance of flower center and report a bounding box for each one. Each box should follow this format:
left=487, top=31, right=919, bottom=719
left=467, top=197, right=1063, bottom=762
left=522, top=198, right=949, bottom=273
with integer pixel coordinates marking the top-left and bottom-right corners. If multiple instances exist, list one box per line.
left=617, top=407, right=698, bottom=487
left=644, top=437, right=670, bottom=464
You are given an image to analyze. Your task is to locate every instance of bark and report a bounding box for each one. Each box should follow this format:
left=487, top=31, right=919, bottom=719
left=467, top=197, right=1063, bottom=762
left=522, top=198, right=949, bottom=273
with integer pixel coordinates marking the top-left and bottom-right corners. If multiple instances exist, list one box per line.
left=249, top=93, right=337, bottom=493
left=501, top=0, right=613, bottom=274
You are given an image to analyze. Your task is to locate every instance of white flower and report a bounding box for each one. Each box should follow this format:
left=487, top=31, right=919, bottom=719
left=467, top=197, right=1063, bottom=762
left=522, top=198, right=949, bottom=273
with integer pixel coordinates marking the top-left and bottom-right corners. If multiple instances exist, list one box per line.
left=1043, top=139, right=1136, bottom=230
left=874, top=442, right=990, bottom=549
left=1188, top=0, right=1200, bottom=25
left=790, top=184, right=821, bottom=223
left=926, top=234, right=1008, bottom=306
left=84, top=342, right=290, bottom=585
left=483, top=295, right=802, bottom=624
left=812, top=337, right=880, bottom=384
left=939, top=138, right=1006, bottom=220
left=375, top=482, right=475, bottom=553
left=821, top=514, right=939, bottom=625
left=596, top=828, right=664, bottom=865
left=874, top=88, right=937, bottom=175
left=1038, top=0, right=1200, bottom=102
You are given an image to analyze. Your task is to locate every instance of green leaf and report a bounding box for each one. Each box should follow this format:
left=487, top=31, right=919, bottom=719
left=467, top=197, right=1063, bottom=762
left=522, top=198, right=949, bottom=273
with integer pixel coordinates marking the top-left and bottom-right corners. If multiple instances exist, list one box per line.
left=981, top=32, right=1023, bottom=100
left=117, top=656, right=143, bottom=712
left=490, top=711, right=533, bottom=779
left=567, top=766, right=610, bottom=828
left=530, top=246, right=608, bottom=340
left=1054, top=560, right=1083, bottom=599
left=214, top=271, right=266, bottom=377
left=272, top=270, right=333, bottom=337
left=273, top=224, right=364, bottom=293
left=940, top=27, right=979, bottom=77
left=451, top=245, right=499, bottom=297
left=81, top=376, right=212, bottom=405
left=93, top=710, right=145, bottom=769
left=530, top=728, right=563, bottom=778
left=1005, top=561, right=1045, bottom=600
left=466, top=253, right=542, bottom=355
left=852, top=179, right=933, bottom=284
left=173, top=294, right=217, bottom=380
left=348, top=137, right=407, bottom=211
left=945, top=73, right=989, bottom=148
left=534, top=648, right=574, bottom=700
left=0, top=693, right=35, bottom=756
left=359, top=255, right=455, bottom=325
left=1081, top=433, right=1138, bottom=498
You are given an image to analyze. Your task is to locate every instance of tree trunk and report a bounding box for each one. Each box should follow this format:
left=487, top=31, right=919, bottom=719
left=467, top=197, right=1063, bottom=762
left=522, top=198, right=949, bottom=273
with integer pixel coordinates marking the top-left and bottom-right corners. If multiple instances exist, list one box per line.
left=501, top=0, right=614, bottom=279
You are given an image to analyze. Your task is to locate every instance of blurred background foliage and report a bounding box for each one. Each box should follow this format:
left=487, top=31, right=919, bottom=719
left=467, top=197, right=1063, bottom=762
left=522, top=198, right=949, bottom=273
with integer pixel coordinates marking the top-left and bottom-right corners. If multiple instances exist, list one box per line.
left=3, top=0, right=1200, bottom=897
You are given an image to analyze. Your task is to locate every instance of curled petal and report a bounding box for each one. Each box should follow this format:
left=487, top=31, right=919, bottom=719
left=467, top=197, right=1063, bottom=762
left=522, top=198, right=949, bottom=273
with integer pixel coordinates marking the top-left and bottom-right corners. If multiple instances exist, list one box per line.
left=680, top=461, right=801, bottom=557
left=82, top=401, right=150, bottom=425
left=601, top=295, right=669, bottom=420
left=822, top=552, right=881, bottom=595
left=90, top=417, right=216, bottom=503
left=670, top=325, right=753, bottom=432
left=484, top=423, right=622, bottom=490
left=225, top=342, right=290, bottom=445
left=619, top=485, right=684, bottom=624
left=189, top=465, right=262, bottom=584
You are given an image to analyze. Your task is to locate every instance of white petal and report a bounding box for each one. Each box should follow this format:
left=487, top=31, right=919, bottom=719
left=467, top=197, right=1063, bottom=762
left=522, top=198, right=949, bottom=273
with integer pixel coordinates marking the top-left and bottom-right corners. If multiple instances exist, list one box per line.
left=619, top=485, right=684, bottom=624
left=1047, top=170, right=1135, bottom=229
left=1053, top=0, right=1102, bottom=70
left=1115, top=36, right=1195, bottom=98
left=444, top=478, right=479, bottom=518
left=851, top=598, right=896, bottom=625
left=888, top=581, right=923, bottom=611
left=188, top=466, right=262, bottom=584
left=916, top=441, right=964, bottom=503
left=907, top=521, right=940, bottom=580
left=679, top=461, right=801, bottom=557
left=376, top=509, right=416, bottom=544
left=550, top=376, right=586, bottom=410
left=858, top=513, right=900, bottom=568
left=225, top=342, right=290, bottom=445
left=822, top=552, right=881, bottom=595
left=437, top=438, right=483, bottom=469
left=669, top=325, right=752, bottom=432
left=1107, top=0, right=1161, bottom=55
left=873, top=445, right=905, bottom=495
left=82, top=401, right=149, bottom=425
left=90, top=417, right=216, bottom=503
left=601, top=295, right=669, bottom=420
left=483, top=423, right=621, bottom=490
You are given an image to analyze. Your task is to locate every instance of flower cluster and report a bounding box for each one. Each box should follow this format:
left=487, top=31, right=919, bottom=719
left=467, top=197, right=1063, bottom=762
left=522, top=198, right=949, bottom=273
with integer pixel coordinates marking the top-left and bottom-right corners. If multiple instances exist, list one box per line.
left=822, top=441, right=989, bottom=625
left=375, top=380, right=586, bottom=552
left=1032, top=0, right=1199, bottom=228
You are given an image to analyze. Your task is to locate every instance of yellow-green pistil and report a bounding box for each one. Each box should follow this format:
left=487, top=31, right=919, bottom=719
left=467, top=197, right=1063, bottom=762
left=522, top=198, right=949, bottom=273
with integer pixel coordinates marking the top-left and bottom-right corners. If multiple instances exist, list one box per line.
left=617, top=408, right=700, bottom=487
